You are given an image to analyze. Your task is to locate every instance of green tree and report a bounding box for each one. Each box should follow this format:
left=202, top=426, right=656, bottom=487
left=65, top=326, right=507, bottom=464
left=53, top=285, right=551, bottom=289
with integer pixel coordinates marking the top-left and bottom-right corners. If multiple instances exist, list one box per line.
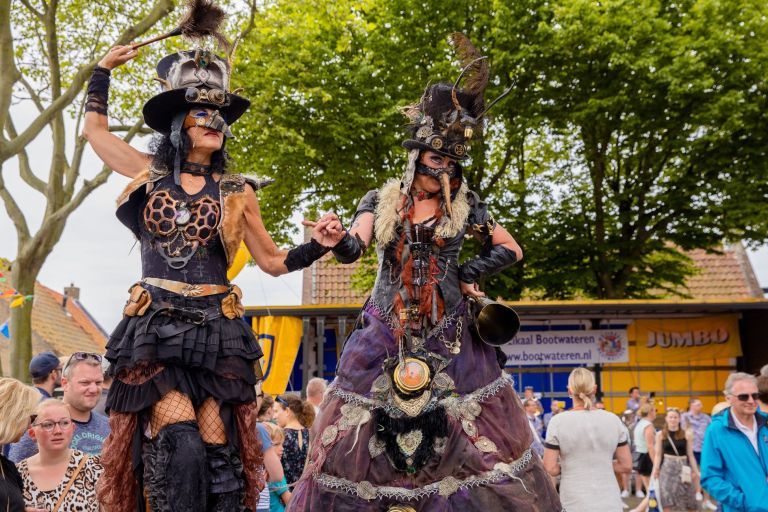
left=235, top=0, right=768, bottom=300
left=0, top=0, right=175, bottom=379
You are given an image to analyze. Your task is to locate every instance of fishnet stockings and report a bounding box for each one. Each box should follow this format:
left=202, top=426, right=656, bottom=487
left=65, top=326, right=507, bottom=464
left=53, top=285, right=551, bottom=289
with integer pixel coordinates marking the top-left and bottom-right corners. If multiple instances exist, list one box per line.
left=197, top=398, right=227, bottom=444
left=150, top=390, right=196, bottom=437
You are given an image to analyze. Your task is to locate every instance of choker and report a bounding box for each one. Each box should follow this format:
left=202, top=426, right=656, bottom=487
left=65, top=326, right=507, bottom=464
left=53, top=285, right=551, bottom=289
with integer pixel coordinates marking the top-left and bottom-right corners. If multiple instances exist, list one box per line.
left=411, top=189, right=438, bottom=201
left=181, top=161, right=213, bottom=175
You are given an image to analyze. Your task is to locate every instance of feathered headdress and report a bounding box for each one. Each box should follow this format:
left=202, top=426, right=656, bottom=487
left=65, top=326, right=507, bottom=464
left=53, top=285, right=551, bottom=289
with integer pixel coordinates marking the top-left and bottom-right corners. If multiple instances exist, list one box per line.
left=132, top=0, right=230, bottom=50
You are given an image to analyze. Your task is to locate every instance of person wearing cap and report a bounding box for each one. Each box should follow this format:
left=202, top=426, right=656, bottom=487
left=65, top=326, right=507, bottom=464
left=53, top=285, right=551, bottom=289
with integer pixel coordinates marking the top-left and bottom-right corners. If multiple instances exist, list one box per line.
left=285, top=34, right=560, bottom=510
left=29, top=352, right=62, bottom=399
left=80, top=15, right=349, bottom=512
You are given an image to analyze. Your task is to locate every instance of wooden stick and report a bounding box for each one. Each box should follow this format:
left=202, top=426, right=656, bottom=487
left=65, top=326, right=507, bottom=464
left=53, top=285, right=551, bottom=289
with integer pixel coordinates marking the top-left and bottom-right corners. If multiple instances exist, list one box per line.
left=131, top=27, right=182, bottom=50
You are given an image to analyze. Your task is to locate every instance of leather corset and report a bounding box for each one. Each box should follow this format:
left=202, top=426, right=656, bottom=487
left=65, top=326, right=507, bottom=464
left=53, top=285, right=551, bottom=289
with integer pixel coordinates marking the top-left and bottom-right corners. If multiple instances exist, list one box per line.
left=139, top=174, right=228, bottom=285
left=358, top=182, right=494, bottom=327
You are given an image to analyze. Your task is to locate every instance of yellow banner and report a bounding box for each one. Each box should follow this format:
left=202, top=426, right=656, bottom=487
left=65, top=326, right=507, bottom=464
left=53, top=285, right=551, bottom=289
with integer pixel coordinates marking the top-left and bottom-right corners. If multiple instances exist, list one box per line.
left=252, top=316, right=303, bottom=395
left=629, top=314, right=742, bottom=363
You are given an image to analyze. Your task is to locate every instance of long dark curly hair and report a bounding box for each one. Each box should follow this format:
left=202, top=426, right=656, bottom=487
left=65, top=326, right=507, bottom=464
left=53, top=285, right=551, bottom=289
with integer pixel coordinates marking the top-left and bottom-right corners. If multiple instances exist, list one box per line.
left=149, top=129, right=229, bottom=173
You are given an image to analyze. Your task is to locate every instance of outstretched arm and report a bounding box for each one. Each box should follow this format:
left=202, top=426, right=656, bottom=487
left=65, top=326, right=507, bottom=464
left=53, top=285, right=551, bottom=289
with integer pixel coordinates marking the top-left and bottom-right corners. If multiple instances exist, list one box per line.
left=81, top=45, right=151, bottom=178
left=241, top=191, right=342, bottom=276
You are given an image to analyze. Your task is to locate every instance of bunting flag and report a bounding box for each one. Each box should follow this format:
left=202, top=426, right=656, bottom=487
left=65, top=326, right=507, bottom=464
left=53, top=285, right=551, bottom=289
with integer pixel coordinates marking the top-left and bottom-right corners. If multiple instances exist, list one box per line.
left=252, top=315, right=303, bottom=396
left=0, top=320, right=9, bottom=338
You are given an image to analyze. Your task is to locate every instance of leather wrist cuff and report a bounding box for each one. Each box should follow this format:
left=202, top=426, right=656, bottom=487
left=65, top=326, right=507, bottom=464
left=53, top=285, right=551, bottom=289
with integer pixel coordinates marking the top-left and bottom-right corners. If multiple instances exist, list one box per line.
left=284, top=239, right=330, bottom=272
left=331, top=232, right=366, bottom=264
left=85, top=67, right=111, bottom=115
left=459, top=245, right=518, bottom=284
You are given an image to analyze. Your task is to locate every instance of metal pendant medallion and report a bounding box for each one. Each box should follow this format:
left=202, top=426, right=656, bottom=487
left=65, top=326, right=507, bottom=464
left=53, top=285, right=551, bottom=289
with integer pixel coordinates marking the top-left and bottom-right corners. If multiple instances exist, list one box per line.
left=175, top=206, right=191, bottom=225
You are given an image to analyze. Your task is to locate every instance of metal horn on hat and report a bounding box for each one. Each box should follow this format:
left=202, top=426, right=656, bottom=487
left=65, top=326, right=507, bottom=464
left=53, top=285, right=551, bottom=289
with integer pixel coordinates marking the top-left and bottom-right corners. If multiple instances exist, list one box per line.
left=475, top=80, right=515, bottom=120
left=468, top=296, right=521, bottom=346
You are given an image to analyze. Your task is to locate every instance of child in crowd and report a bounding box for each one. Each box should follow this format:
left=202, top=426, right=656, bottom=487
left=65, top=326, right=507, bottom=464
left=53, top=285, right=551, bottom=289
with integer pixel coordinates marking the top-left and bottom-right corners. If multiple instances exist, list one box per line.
left=262, top=423, right=291, bottom=511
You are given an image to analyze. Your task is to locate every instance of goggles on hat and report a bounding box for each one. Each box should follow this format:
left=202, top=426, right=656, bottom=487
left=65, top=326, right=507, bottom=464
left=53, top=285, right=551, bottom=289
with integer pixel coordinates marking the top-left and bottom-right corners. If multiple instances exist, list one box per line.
left=185, top=87, right=227, bottom=106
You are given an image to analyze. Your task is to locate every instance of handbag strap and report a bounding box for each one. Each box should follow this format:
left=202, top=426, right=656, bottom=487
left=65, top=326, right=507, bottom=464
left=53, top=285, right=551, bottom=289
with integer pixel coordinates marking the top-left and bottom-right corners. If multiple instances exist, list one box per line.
left=667, top=433, right=682, bottom=456
left=51, top=454, right=88, bottom=512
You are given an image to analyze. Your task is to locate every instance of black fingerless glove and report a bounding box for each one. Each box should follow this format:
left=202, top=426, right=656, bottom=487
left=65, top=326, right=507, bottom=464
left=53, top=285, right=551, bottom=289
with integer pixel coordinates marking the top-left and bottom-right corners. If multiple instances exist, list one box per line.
left=331, top=232, right=366, bottom=263
left=458, top=245, right=518, bottom=284
left=85, top=66, right=111, bottom=115
left=284, top=239, right=330, bottom=272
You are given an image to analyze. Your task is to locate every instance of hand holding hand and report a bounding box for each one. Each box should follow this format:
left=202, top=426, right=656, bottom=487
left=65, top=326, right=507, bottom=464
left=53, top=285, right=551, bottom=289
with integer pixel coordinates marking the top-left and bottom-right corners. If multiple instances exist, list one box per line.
left=460, top=281, right=485, bottom=298
left=98, top=45, right=139, bottom=70
left=303, top=212, right=345, bottom=248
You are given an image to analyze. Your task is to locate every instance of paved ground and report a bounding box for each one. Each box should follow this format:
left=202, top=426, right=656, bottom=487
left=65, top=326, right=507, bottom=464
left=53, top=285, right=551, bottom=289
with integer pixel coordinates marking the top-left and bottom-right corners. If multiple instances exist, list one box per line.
left=620, top=494, right=716, bottom=511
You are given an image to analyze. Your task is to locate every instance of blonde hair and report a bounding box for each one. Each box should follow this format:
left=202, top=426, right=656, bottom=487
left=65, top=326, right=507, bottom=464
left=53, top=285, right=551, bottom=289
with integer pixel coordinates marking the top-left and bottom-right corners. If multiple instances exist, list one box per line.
left=0, top=377, right=41, bottom=444
left=638, top=403, right=654, bottom=418
left=262, top=422, right=285, bottom=444
left=35, top=398, right=70, bottom=417
left=568, top=367, right=595, bottom=410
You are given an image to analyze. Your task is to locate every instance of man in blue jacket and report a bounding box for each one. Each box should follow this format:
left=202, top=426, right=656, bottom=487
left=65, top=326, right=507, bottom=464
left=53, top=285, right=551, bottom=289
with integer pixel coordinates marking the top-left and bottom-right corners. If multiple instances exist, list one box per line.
left=701, top=372, right=768, bottom=512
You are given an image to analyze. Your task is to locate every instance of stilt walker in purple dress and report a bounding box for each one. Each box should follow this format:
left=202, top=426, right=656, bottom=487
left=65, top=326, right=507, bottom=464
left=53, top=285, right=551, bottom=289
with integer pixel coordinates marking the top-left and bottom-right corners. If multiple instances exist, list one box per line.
left=287, top=34, right=562, bottom=512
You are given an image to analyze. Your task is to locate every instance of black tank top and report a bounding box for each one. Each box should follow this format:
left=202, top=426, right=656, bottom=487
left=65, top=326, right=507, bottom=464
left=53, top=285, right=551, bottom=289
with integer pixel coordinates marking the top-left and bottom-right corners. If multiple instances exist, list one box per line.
left=139, top=173, right=228, bottom=285
left=663, top=433, right=688, bottom=456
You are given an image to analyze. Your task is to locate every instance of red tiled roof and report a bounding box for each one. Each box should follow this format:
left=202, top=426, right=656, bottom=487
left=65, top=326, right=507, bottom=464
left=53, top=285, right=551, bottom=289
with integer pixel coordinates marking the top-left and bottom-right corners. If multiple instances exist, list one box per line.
left=0, top=280, right=107, bottom=374
left=682, top=244, right=763, bottom=299
left=304, top=243, right=763, bottom=303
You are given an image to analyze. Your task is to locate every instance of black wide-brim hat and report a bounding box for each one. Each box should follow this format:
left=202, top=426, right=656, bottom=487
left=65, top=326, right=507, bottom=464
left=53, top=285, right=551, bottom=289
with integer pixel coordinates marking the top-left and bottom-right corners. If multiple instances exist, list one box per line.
left=401, top=83, right=480, bottom=160
left=143, top=90, right=250, bottom=135
left=142, top=50, right=251, bottom=135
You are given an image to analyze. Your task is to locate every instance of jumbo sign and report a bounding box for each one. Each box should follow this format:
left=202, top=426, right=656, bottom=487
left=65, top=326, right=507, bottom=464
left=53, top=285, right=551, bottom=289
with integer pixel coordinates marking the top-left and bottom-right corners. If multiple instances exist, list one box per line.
left=630, top=315, right=742, bottom=363
left=646, top=328, right=730, bottom=348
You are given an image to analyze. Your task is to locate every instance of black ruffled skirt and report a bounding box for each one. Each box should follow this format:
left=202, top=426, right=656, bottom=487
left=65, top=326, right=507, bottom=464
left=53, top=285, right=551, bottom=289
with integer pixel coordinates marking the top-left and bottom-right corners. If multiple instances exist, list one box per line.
left=105, top=292, right=263, bottom=413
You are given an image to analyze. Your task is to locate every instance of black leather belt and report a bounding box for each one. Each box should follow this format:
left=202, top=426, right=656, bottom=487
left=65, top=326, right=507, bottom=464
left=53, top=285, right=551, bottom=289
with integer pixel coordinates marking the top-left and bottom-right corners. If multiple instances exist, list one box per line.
left=143, top=302, right=223, bottom=338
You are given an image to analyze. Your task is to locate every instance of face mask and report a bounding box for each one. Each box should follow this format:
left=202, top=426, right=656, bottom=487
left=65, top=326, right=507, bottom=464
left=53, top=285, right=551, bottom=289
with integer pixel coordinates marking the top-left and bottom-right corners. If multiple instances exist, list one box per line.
left=186, top=109, right=233, bottom=138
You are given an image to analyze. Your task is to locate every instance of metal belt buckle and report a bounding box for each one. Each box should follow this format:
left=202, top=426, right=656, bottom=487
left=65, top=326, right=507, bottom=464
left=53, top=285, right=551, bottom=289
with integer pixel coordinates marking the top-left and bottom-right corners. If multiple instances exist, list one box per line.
left=190, top=310, right=206, bottom=325
left=181, top=284, right=204, bottom=297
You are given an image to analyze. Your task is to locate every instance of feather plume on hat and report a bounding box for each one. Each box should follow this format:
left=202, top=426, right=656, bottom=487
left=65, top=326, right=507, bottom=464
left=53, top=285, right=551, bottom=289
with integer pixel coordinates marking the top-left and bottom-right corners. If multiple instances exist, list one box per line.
left=132, top=0, right=230, bottom=51
left=448, top=32, right=489, bottom=112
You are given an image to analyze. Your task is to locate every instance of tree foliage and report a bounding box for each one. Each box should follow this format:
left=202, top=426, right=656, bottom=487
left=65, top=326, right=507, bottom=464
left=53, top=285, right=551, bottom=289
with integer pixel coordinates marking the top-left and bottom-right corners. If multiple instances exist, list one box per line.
left=233, top=0, right=768, bottom=300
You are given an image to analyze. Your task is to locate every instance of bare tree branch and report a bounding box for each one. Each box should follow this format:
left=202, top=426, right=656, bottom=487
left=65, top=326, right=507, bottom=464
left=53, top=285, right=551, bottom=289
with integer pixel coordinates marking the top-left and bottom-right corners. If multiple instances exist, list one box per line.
left=19, top=0, right=44, bottom=19
left=0, top=0, right=174, bottom=162
left=17, top=74, right=45, bottom=113
left=4, top=116, right=46, bottom=193
left=0, top=167, right=31, bottom=240
left=46, top=116, right=146, bottom=228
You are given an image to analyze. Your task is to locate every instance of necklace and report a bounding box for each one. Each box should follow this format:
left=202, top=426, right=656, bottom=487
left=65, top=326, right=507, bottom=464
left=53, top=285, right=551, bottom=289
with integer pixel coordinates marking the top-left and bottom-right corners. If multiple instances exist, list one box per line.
left=181, top=161, right=213, bottom=175
left=411, top=189, right=438, bottom=201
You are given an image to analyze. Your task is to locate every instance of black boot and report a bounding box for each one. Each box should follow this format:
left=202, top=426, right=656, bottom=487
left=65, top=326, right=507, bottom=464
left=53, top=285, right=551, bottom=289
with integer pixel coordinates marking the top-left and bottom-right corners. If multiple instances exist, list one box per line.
left=146, top=421, right=208, bottom=512
left=205, top=443, right=245, bottom=512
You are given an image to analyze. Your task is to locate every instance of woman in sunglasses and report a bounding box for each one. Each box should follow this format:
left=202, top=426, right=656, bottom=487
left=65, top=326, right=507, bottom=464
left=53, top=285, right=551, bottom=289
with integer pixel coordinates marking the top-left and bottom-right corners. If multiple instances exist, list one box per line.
left=82, top=38, right=343, bottom=512
left=18, top=400, right=103, bottom=511
left=0, top=378, right=40, bottom=512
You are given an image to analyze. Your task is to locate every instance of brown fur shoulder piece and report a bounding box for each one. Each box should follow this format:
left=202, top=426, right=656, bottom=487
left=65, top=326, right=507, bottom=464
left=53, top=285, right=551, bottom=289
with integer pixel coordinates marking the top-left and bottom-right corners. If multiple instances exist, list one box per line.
left=219, top=173, right=249, bottom=268
left=115, top=165, right=169, bottom=208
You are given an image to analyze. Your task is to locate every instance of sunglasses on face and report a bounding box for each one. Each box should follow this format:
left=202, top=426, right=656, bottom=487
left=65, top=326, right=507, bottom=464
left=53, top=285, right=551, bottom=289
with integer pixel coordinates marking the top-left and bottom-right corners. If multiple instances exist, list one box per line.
left=32, top=419, right=73, bottom=432
left=63, top=352, right=102, bottom=372
left=733, top=393, right=760, bottom=402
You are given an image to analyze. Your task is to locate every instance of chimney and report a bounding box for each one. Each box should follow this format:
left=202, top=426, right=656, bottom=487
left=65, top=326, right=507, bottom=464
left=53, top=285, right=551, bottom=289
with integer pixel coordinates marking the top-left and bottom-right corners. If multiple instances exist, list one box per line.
left=64, top=283, right=80, bottom=301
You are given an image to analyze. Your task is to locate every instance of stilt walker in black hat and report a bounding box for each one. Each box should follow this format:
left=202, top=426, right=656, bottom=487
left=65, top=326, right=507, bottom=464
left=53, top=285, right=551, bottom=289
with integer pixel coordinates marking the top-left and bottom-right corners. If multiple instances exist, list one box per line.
left=286, top=34, right=563, bottom=511
left=82, top=2, right=346, bottom=511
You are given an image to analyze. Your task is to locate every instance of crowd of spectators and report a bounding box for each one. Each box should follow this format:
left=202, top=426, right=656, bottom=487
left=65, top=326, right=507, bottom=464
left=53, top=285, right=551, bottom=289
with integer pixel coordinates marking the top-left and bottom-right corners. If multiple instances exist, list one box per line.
left=2, top=350, right=767, bottom=512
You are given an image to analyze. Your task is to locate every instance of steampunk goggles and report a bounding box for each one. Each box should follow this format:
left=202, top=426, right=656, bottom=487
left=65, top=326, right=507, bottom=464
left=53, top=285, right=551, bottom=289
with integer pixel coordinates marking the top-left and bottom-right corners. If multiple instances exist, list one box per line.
left=185, top=87, right=227, bottom=106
